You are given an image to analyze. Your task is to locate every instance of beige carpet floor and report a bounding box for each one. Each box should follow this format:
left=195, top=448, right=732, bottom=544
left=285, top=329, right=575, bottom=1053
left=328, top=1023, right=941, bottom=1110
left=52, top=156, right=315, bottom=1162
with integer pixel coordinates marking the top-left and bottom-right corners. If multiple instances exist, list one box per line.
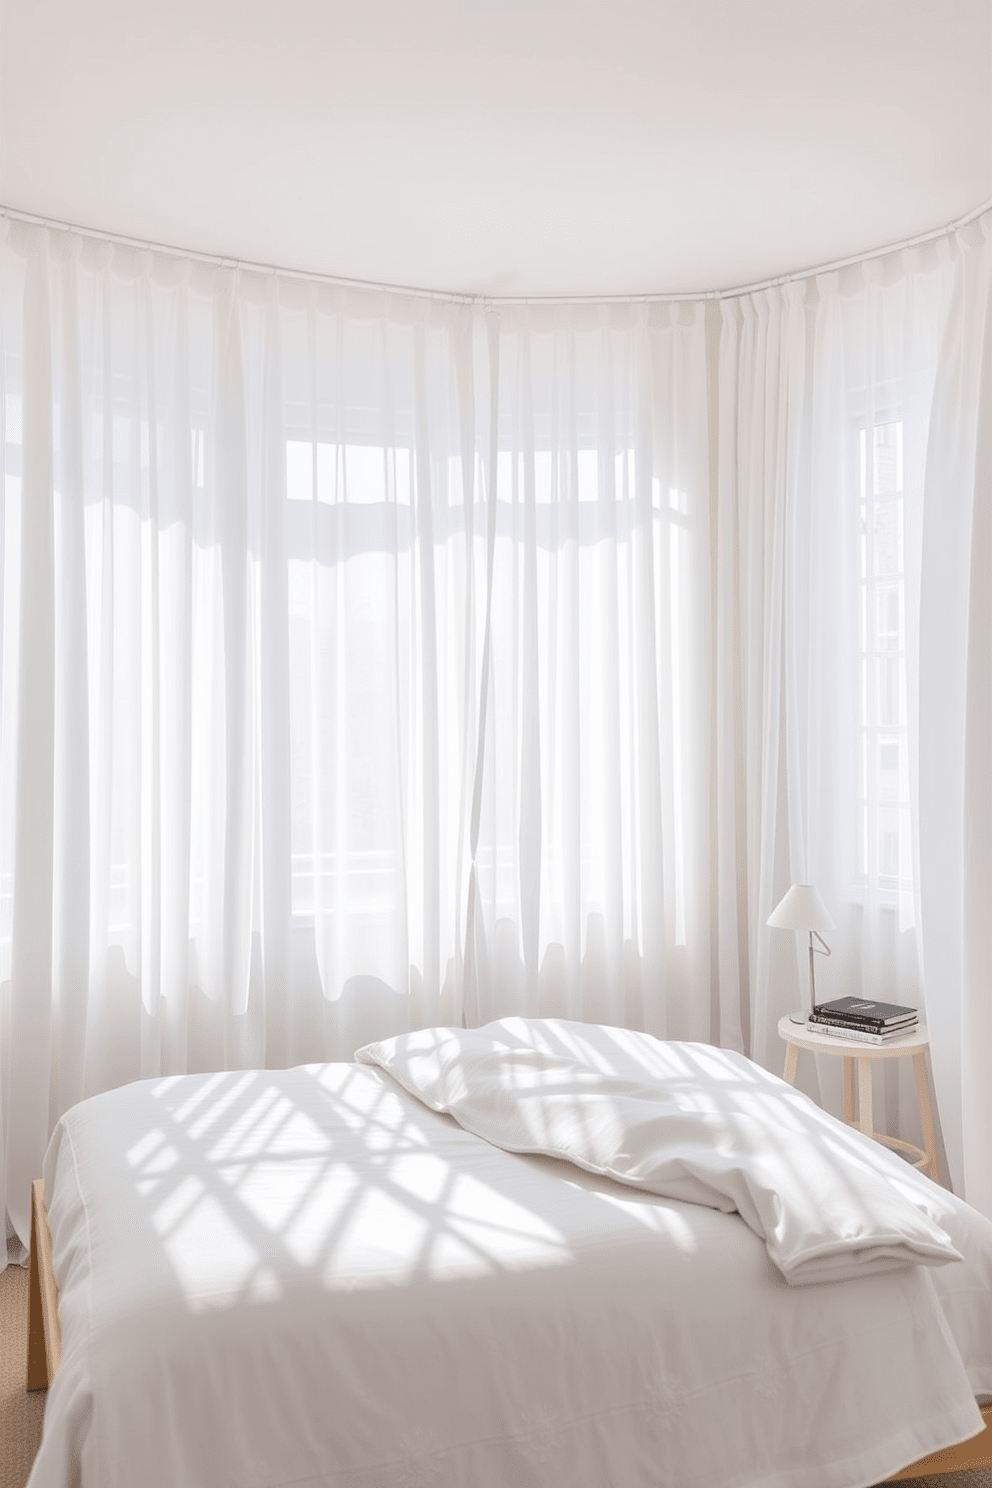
left=1, top=1247, right=45, bottom=1488
left=0, top=1239, right=989, bottom=1488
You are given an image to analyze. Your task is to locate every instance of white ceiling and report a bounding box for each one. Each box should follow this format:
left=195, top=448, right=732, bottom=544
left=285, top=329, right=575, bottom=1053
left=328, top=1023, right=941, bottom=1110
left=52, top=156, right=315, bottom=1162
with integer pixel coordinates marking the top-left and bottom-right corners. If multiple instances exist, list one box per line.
left=2, top=0, right=990, bottom=298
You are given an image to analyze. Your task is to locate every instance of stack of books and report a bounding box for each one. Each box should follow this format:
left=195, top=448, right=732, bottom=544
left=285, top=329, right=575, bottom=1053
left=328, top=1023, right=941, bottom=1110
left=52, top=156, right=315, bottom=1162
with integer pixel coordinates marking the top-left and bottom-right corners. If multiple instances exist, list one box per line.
left=805, top=996, right=918, bottom=1045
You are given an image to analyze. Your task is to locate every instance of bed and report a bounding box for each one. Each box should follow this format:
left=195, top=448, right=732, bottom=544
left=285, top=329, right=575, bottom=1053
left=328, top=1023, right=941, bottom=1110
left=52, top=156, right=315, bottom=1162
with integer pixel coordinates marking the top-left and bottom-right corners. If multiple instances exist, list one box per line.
left=24, top=1018, right=992, bottom=1488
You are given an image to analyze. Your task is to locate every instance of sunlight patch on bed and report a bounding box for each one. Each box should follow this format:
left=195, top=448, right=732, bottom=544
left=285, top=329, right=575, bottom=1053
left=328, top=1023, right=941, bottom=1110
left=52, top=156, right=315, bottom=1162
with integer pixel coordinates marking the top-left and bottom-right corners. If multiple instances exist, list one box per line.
left=163, top=1070, right=237, bottom=1125
left=278, top=1159, right=574, bottom=1287
left=151, top=1173, right=205, bottom=1236
left=125, top=1127, right=168, bottom=1168
left=227, top=1157, right=329, bottom=1233
left=686, top=1046, right=756, bottom=1082
left=311, top=1064, right=433, bottom=1146
left=153, top=1180, right=265, bottom=1308
left=321, top=1185, right=431, bottom=1284
left=284, top=1164, right=361, bottom=1269
left=435, top=1173, right=572, bottom=1275
left=665, top=1088, right=724, bottom=1118
left=187, top=1071, right=260, bottom=1140
left=387, top=1151, right=451, bottom=1205
left=126, top=1128, right=184, bottom=1197
left=207, top=1089, right=332, bottom=1163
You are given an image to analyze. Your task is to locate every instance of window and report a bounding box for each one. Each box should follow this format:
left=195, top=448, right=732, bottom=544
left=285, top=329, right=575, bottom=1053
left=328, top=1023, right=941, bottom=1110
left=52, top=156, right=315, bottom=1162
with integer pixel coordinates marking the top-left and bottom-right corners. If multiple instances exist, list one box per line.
left=285, top=438, right=413, bottom=506
left=857, top=416, right=912, bottom=903
left=283, top=433, right=418, bottom=922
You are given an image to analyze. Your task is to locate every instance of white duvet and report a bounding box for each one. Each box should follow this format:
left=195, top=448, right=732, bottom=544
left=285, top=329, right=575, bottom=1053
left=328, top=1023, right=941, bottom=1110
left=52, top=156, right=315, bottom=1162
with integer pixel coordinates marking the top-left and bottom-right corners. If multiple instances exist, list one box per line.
left=357, top=1018, right=963, bottom=1286
left=25, top=1028, right=992, bottom=1488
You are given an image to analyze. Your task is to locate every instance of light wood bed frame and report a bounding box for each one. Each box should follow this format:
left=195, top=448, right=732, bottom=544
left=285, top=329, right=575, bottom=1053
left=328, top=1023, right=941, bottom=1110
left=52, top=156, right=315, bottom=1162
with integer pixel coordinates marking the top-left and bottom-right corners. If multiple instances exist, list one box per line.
left=26, top=1178, right=62, bottom=1392
left=24, top=1178, right=992, bottom=1483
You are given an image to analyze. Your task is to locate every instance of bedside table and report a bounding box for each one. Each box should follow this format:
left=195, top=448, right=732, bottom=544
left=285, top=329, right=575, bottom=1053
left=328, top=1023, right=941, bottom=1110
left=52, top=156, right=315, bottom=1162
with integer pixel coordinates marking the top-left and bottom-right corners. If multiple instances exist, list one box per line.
left=776, top=1013, right=940, bottom=1181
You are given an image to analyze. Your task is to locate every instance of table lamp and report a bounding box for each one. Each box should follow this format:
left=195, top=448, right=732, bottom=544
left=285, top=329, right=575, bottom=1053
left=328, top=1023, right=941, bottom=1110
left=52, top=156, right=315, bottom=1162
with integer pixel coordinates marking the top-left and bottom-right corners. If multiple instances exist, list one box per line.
left=767, top=884, right=836, bottom=1025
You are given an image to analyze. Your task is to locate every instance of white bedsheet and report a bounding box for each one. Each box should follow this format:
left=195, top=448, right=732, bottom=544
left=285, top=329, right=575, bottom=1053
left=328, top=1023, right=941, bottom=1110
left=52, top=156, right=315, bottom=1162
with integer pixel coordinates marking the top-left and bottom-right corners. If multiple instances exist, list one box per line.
left=356, top=1019, right=963, bottom=1285
left=26, top=1058, right=992, bottom=1488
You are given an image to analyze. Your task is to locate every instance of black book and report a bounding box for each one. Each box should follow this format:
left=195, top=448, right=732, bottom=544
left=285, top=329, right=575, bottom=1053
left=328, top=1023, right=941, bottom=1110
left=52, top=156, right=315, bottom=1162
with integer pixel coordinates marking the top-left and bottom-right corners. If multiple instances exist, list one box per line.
left=813, top=995, right=918, bottom=1028
left=809, top=1011, right=917, bottom=1035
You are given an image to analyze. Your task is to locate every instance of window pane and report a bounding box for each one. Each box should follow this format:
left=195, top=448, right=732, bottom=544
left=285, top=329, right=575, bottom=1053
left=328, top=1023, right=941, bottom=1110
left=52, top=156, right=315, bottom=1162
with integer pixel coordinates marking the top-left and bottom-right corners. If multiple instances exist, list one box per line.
left=873, top=501, right=902, bottom=579
left=287, top=440, right=313, bottom=501
left=873, top=421, right=903, bottom=496
left=856, top=415, right=911, bottom=908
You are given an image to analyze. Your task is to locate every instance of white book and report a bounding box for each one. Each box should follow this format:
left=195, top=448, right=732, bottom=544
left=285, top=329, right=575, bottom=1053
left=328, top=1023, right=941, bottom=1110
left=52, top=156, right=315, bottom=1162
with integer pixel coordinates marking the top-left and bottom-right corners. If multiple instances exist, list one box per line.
left=802, top=1018, right=918, bottom=1046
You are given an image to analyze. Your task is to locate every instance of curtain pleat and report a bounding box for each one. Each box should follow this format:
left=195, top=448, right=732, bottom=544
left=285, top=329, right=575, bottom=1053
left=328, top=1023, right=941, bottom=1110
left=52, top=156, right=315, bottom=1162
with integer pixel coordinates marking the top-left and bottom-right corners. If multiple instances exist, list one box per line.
left=7, top=244, right=56, bottom=1249
left=257, top=294, right=293, bottom=1068
left=52, top=252, right=90, bottom=1119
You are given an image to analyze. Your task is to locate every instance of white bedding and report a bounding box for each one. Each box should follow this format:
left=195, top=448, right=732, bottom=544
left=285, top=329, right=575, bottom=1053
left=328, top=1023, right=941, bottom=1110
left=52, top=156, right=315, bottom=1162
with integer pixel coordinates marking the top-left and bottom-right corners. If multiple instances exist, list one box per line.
left=26, top=1048, right=992, bottom=1488
left=356, top=1019, right=964, bottom=1285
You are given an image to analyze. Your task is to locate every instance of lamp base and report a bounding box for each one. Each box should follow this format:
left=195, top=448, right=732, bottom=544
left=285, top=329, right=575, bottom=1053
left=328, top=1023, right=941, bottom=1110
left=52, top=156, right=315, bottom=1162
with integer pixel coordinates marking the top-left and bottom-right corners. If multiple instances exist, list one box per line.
left=788, top=1011, right=810, bottom=1025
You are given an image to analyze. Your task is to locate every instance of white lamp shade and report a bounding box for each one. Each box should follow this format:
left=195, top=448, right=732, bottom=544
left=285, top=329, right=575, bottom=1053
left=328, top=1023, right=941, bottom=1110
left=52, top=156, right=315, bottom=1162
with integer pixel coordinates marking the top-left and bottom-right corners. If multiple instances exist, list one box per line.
left=766, top=884, right=836, bottom=934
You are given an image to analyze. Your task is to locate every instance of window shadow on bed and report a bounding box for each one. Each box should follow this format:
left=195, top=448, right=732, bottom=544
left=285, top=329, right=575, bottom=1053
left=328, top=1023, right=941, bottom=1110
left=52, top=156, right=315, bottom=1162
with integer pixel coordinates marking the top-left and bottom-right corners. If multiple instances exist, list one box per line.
left=100, top=1027, right=879, bottom=1330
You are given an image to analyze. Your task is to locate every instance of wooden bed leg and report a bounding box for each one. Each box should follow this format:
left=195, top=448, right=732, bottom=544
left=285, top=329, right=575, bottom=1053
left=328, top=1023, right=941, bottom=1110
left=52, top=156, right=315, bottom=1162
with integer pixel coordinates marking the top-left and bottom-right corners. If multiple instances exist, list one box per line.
left=26, top=1177, right=63, bottom=1391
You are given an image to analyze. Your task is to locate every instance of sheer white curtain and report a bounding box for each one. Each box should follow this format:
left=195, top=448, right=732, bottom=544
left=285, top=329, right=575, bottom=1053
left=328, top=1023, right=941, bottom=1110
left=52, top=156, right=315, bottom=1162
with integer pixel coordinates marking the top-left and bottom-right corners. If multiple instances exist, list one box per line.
left=721, top=222, right=992, bottom=1218
left=0, top=223, right=717, bottom=1257
left=918, top=216, right=992, bottom=1217
left=0, top=224, right=480, bottom=1253
left=3, top=208, right=992, bottom=1262
left=466, top=302, right=713, bottom=1037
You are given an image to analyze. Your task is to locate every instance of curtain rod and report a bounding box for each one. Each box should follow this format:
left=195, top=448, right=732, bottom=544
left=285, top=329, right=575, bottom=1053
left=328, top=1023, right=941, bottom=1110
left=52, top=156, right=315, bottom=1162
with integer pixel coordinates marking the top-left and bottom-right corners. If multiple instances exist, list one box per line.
left=714, top=196, right=992, bottom=300
left=490, top=197, right=992, bottom=304
left=0, top=205, right=477, bottom=305
left=2, top=196, right=990, bottom=308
